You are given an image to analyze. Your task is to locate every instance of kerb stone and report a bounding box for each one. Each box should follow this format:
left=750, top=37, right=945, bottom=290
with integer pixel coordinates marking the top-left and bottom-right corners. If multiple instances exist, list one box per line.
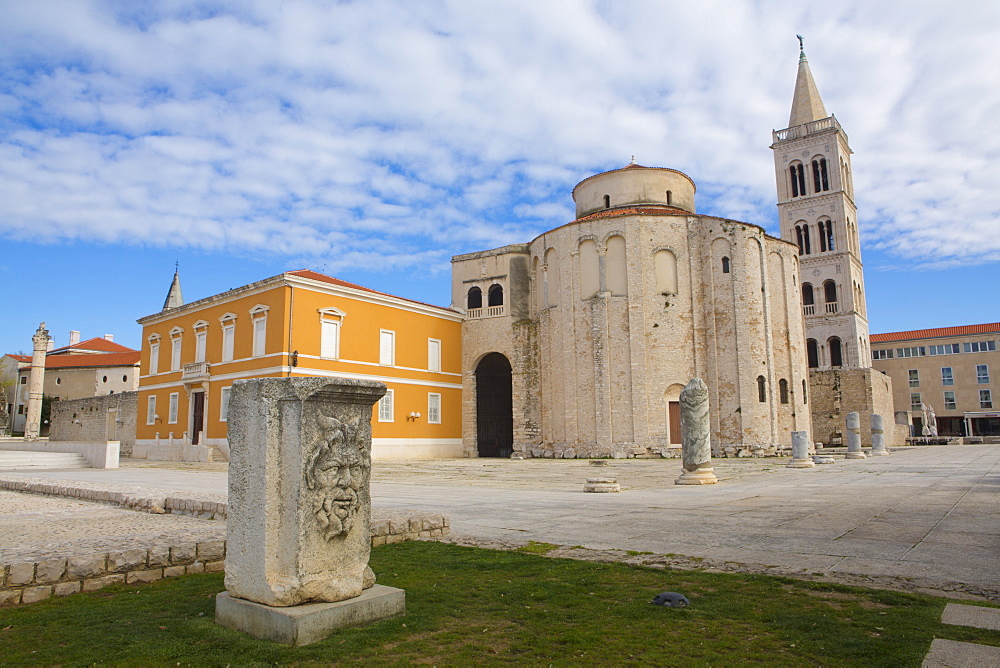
left=215, top=585, right=405, bottom=647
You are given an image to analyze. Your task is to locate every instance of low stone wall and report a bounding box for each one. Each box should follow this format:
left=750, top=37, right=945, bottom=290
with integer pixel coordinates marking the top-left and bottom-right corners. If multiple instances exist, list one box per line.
left=50, top=393, right=137, bottom=458
left=1, top=514, right=449, bottom=607
left=0, top=440, right=120, bottom=468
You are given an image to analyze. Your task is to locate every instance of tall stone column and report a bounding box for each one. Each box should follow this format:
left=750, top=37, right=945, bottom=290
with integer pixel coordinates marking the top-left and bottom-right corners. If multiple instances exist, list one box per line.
left=870, top=414, right=890, bottom=456
left=216, top=377, right=405, bottom=646
left=24, top=323, right=49, bottom=441
left=675, top=378, right=718, bottom=485
left=845, top=411, right=866, bottom=459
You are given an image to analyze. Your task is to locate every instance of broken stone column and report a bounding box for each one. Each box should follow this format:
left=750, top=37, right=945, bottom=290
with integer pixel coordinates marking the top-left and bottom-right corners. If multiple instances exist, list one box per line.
left=870, top=414, right=890, bottom=456
left=675, top=378, right=717, bottom=485
left=24, top=323, right=50, bottom=441
left=845, top=411, right=866, bottom=459
left=787, top=431, right=815, bottom=468
left=216, top=377, right=405, bottom=646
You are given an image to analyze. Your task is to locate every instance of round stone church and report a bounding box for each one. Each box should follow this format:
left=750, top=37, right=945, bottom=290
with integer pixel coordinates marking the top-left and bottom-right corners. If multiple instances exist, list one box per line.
left=452, top=160, right=812, bottom=458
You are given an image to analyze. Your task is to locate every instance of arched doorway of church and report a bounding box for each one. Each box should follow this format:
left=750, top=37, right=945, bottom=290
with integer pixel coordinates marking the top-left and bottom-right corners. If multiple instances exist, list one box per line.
left=664, top=383, right=685, bottom=445
left=475, top=352, right=513, bottom=458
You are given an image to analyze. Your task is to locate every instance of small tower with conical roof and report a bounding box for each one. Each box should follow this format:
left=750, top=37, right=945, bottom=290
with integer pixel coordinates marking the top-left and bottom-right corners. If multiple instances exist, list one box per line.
left=163, top=265, right=184, bottom=311
left=771, top=38, right=869, bottom=371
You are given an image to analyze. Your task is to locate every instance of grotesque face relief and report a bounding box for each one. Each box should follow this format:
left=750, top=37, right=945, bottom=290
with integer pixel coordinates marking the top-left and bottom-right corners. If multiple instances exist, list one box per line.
left=305, top=413, right=368, bottom=541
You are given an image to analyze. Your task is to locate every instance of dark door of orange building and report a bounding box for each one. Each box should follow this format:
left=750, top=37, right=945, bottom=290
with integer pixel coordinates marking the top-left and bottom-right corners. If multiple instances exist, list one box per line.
left=192, top=391, right=205, bottom=445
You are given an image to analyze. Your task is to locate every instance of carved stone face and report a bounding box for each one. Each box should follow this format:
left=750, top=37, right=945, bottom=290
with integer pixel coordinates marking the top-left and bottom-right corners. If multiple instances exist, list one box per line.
left=306, top=414, right=368, bottom=541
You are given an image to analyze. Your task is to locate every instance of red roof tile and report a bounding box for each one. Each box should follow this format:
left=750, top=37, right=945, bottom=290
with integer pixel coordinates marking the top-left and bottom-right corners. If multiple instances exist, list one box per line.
left=15, top=352, right=141, bottom=370
left=575, top=204, right=689, bottom=223
left=49, top=338, right=137, bottom=355
left=870, top=323, right=1000, bottom=343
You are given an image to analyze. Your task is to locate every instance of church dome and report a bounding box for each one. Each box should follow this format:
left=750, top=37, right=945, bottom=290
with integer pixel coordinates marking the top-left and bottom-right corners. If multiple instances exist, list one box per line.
left=571, top=160, right=696, bottom=219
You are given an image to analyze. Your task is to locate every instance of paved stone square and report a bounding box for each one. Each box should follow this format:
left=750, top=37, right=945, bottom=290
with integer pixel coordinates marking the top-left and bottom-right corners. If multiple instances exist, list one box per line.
left=2, top=444, right=998, bottom=601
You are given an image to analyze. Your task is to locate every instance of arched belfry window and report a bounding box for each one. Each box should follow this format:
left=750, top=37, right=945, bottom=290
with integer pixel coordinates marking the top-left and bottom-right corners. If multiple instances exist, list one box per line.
left=806, top=339, right=819, bottom=368
left=790, top=162, right=807, bottom=197
left=487, top=284, right=504, bottom=306
left=795, top=224, right=811, bottom=255
left=801, top=283, right=814, bottom=306
left=467, top=286, right=482, bottom=310
left=721, top=256, right=730, bottom=273
left=829, top=337, right=843, bottom=367
left=757, top=376, right=767, bottom=403
left=824, top=280, right=837, bottom=304
left=603, top=194, right=611, bottom=209
left=812, top=157, right=830, bottom=192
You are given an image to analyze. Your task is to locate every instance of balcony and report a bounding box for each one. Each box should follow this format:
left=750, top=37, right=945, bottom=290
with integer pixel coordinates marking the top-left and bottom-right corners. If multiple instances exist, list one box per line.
left=825, top=302, right=839, bottom=314
left=182, top=361, right=211, bottom=382
left=772, top=116, right=846, bottom=144
left=466, top=305, right=506, bottom=319
left=802, top=305, right=815, bottom=316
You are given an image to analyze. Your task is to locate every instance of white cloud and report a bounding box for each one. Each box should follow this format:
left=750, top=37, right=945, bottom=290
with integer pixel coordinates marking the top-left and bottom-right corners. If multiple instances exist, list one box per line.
left=0, top=0, right=998, bottom=273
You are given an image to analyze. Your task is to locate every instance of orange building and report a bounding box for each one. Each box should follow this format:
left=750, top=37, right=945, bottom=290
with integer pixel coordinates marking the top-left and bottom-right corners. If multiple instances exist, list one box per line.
left=135, top=270, right=463, bottom=460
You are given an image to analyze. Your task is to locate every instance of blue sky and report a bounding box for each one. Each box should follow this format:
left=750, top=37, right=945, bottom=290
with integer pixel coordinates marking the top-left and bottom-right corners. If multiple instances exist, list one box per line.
left=1, top=0, right=998, bottom=355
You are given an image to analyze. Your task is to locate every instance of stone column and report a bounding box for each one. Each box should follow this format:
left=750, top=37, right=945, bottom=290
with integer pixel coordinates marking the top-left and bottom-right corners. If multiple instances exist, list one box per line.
left=675, top=378, right=717, bottom=485
left=24, top=323, right=50, bottom=441
left=870, top=414, right=890, bottom=456
left=216, top=377, right=405, bottom=646
left=845, top=411, right=866, bottom=459
left=787, top=431, right=815, bottom=468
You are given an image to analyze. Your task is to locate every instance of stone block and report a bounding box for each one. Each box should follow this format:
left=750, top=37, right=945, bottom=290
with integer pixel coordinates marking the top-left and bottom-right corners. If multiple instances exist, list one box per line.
left=186, top=562, right=206, bottom=574
left=34, top=558, right=67, bottom=583
left=170, top=544, right=197, bottom=564
left=371, top=519, right=390, bottom=536
left=82, top=574, right=125, bottom=592
left=0, top=589, right=22, bottom=606
left=147, top=545, right=171, bottom=567
left=21, top=585, right=52, bottom=603
left=225, top=378, right=385, bottom=607
left=126, top=569, right=163, bottom=584
left=163, top=566, right=186, bottom=578
left=109, top=549, right=147, bottom=572
left=204, top=560, right=225, bottom=573
left=8, top=563, right=34, bottom=586
left=371, top=536, right=386, bottom=547
left=197, top=541, right=226, bottom=562
left=67, top=555, right=107, bottom=579
left=215, top=585, right=405, bottom=646
left=54, top=581, right=81, bottom=597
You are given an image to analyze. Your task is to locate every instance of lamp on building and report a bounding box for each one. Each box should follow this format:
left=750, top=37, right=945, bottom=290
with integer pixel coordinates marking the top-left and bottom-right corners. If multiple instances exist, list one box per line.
left=406, top=411, right=421, bottom=421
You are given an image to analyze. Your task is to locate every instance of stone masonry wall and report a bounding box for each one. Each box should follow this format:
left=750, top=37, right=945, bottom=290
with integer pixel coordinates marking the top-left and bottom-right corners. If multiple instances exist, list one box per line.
left=50, top=392, right=138, bottom=457
left=809, top=367, right=902, bottom=447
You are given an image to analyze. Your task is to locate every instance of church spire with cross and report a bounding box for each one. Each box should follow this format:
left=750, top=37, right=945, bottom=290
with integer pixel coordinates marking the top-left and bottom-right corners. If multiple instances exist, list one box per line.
left=162, top=262, right=184, bottom=311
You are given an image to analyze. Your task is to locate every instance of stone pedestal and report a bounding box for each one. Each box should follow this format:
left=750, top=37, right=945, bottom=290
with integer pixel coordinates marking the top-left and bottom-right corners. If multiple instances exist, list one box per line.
left=583, top=477, right=620, bottom=492
left=216, top=585, right=405, bottom=647
left=675, top=378, right=718, bottom=485
left=845, top=411, right=866, bottom=459
left=787, top=431, right=815, bottom=468
left=217, top=377, right=404, bottom=644
left=812, top=455, right=836, bottom=464
left=870, top=414, right=890, bottom=456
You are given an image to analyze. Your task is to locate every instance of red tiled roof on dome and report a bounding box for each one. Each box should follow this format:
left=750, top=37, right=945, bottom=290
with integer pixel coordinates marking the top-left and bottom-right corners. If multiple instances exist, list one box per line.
left=286, top=270, right=458, bottom=314
left=870, top=323, right=1000, bottom=343
left=575, top=204, right=689, bottom=223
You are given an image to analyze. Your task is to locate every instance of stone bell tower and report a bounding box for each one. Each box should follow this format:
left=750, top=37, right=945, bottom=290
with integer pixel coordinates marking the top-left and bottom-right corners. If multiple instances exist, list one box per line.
left=770, top=39, right=899, bottom=447
left=771, top=38, right=870, bottom=370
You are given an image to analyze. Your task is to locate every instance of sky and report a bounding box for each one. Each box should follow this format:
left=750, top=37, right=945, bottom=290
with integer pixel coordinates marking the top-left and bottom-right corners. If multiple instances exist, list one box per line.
left=1, top=0, right=998, bottom=355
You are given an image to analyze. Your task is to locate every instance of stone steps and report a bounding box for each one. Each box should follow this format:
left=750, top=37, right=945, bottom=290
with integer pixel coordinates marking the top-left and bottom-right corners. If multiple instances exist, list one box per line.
left=0, top=451, right=89, bottom=469
left=207, top=444, right=228, bottom=462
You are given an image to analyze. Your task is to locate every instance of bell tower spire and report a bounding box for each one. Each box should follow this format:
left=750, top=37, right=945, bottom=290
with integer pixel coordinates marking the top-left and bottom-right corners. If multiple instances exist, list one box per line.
left=163, top=263, right=184, bottom=311
left=789, top=37, right=828, bottom=127
left=771, top=40, right=870, bottom=371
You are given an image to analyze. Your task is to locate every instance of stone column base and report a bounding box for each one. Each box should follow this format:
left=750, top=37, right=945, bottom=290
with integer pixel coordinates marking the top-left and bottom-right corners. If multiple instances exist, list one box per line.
left=583, top=477, right=620, bottom=492
left=215, top=585, right=405, bottom=646
left=869, top=449, right=891, bottom=456
left=845, top=452, right=867, bottom=459
left=675, top=468, right=718, bottom=485
left=787, top=458, right=816, bottom=468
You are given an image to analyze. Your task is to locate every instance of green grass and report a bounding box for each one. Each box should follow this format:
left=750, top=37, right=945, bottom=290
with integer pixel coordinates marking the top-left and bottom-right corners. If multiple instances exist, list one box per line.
left=2, top=541, right=999, bottom=666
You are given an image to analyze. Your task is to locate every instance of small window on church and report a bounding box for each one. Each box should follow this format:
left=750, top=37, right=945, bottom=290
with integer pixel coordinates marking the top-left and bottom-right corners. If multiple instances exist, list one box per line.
left=829, top=337, right=843, bottom=367
left=603, top=194, right=611, bottom=209
left=779, top=379, right=789, bottom=404
left=757, top=376, right=767, bottom=403
left=801, top=283, right=814, bottom=306
left=666, top=190, right=673, bottom=205
left=807, top=339, right=819, bottom=368
left=802, top=379, right=807, bottom=403
left=721, top=256, right=730, bottom=273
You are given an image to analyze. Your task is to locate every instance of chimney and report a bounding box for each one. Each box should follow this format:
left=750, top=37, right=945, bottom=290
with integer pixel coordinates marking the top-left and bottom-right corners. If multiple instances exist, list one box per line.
left=47, top=339, right=54, bottom=351
left=69, top=330, right=80, bottom=346
left=104, top=334, right=114, bottom=342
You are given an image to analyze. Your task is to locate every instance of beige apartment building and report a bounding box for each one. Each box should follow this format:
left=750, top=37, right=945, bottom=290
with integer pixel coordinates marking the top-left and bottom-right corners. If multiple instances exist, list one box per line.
left=870, top=323, right=1000, bottom=437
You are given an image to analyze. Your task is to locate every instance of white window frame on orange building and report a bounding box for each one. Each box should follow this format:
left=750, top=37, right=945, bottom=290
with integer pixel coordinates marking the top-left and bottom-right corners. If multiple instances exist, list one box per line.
left=319, top=307, right=346, bottom=360
left=250, top=305, right=270, bottom=358
left=219, top=313, right=237, bottom=362
left=169, top=327, right=183, bottom=371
